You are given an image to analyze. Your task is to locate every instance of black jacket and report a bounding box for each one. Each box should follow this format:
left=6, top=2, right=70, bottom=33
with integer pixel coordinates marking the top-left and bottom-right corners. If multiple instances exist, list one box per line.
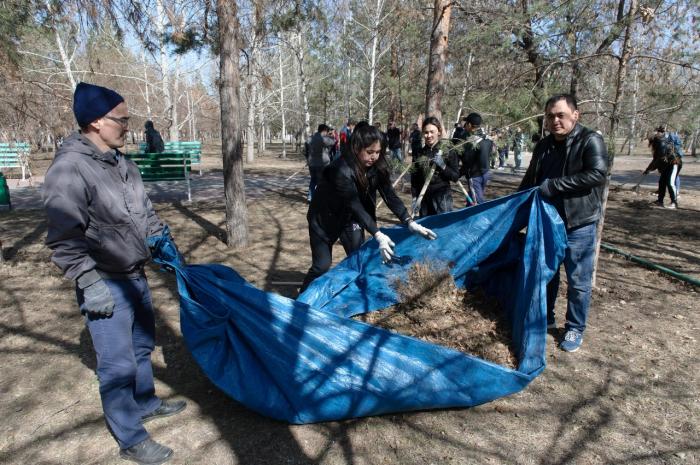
left=460, top=132, right=493, bottom=178
left=145, top=127, right=165, bottom=153
left=308, top=156, right=411, bottom=241
left=518, top=123, right=608, bottom=229
left=410, top=141, right=460, bottom=198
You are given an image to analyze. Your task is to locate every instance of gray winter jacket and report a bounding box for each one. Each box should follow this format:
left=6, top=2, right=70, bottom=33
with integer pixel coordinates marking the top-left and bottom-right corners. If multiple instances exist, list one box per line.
left=307, top=132, right=335, bottom=168
left=43, top=132, right=164, bottom=280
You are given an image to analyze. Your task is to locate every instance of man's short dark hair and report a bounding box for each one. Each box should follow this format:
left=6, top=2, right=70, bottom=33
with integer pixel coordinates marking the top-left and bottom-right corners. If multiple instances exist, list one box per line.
left=317, top=124, right=330, bottom=133
left=465, top=113, right=482, bottom=126
left=545, top=94, right=578, bottom=112
left=655, top=125, right=665, bottom=133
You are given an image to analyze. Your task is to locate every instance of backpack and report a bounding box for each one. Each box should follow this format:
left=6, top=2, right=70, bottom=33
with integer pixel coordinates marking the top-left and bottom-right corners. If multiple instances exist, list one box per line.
left=654, top=136, right=677, bottom=165
left=666, top=132, right=684, bottom=158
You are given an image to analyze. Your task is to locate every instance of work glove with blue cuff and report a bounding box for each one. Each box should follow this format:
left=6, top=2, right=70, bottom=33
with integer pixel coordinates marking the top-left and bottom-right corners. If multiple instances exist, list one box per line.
left=77, top=269, right=114, bottom=316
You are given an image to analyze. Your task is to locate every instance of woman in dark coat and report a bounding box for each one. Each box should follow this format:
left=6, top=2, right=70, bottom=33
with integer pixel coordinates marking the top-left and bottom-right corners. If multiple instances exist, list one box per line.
left=410, top=116, right=461, bottom=217
left=300, top=122, right=437, bottom=292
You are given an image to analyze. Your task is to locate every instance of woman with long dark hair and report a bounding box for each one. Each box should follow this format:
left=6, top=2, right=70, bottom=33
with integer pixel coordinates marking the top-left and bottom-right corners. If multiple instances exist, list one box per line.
left=410, top=116, right=461, bottom=217
left=300, top=122, right=437, bottom=292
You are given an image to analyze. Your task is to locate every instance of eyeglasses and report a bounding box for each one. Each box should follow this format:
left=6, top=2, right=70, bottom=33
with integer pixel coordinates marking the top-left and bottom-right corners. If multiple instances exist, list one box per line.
left=104, top=116, right=130, bottom=128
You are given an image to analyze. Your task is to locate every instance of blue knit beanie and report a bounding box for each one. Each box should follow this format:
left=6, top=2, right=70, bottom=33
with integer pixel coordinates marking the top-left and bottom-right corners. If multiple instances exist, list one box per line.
left=73, top=82, right=125, bottom=128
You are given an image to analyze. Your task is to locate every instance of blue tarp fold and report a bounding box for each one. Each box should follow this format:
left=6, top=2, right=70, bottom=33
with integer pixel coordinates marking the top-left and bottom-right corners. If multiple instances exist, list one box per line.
left=152, top=188, right=566, bottom=424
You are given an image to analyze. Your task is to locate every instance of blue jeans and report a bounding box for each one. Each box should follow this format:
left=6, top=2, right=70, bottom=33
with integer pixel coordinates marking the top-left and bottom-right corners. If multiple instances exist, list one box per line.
left=470, top=171, right=491, bottom=204
left=80, top=276, right=162, bottom=449
left=390, top=147, right=403, bottom=162
left=514, top=149, right=522, bottom=169
left=547, top=222, right=597, bottom=333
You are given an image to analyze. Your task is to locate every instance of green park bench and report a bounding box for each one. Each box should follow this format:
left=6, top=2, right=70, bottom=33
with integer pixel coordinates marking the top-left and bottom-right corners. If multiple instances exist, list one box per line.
left=138, top=140, right=202, bottom=174
left=0, top=142, right=32, bottom=181
left=127, top=152, right=193, bottom=202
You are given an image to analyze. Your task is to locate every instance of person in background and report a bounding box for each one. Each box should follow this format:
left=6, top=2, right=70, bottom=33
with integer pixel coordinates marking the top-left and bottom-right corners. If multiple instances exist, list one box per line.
left=512, top=127, right=525, bottom=170
left=518, top=93, right=608, bottom=353
left=460, top=112, right=495, bottom=204
left=300, top=123, right=437, bottom=291
left=306, top=124, right=336, bottom=202
left=144, top=120, right=165, bottom=153
left=644, top=127, right=681, bottom=209
left=409, top=123, right=422, bottom=159
left=43, top=82, right=186, bottom=464
left=410, top=116, right=461, bottom=217
left=386, top=121, right=403, bottom=163
left=339, top=119, right=356, bottom=158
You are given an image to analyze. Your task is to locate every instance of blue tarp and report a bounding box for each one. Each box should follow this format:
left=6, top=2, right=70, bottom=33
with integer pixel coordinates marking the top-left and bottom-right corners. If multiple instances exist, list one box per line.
left=151, top=188, right=567, bottom=424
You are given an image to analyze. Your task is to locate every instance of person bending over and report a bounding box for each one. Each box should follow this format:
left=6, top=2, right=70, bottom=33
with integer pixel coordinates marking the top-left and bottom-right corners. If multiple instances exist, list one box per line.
left=300, top=123, right=437, bottom=292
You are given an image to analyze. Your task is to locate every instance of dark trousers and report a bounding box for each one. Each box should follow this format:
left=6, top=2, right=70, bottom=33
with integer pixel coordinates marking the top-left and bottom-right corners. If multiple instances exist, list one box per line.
left=300, top=223, right=364, bottom=292
left=308, top=166, right=325, bottom=201
left=498, top=147, right=508, bottom=167
left=658, top=163, right=681, bottom=204
left=80, top=276, right=162, bottom=449
left=418, top=189, right=453, bottom=217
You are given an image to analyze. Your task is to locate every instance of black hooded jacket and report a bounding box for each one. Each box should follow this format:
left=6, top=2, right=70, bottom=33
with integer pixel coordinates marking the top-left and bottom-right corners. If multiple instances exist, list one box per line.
left=307, top=155, right=411, bottom=242
left=518, top=123, right=608, bottom=229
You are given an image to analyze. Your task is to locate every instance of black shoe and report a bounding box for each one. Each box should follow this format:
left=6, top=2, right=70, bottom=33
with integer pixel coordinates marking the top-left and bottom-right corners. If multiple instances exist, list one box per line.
left=141, top=400, right=187, bottom=424
left=120, top=438, right=173, bottom=464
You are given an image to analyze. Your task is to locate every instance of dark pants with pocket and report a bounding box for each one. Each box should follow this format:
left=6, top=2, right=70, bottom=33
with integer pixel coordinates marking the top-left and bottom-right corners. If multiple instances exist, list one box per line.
left=80, top=276, right=162, bottom=449
left=418, top=189, right=453, bottom=218
left=300, top=223, right=364, bottom=292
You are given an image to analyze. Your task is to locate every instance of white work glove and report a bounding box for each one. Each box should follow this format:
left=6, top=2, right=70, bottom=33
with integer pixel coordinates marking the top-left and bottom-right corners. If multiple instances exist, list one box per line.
left=407, top=220, right=437, bottom=240
left=374, top=231, right=396, bottom=263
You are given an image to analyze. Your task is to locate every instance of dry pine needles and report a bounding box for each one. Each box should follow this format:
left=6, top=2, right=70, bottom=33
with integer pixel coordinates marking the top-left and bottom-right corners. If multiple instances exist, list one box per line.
left=356, top=262, right=517, bottom=369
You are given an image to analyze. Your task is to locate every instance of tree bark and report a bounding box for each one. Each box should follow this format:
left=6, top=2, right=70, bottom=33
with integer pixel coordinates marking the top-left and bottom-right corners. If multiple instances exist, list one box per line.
left=156, top=0, right=174, bottom=141
left=424, top=0, right=452, bottom=122
left=279, top=46, right=287, bottom=159
left=217, top=0, right=248, bottom=248
left=388, top=42, right=399, bottom=124
left=593, top=0, right=637, bottom=286
left=454, top=52, right=472, bottom=124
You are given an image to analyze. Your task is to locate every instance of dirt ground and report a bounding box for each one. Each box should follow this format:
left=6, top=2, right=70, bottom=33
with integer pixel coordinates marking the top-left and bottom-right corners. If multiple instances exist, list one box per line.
left=1, top=144, right=698, bottom=465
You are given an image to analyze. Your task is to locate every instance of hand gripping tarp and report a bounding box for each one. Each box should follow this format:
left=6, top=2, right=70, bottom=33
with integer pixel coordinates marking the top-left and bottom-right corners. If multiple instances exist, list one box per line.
left=150, top=188, right=566, bottom=424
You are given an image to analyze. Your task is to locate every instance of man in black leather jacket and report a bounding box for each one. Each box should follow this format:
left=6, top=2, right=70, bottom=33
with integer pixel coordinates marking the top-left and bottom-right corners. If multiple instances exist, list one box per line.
left=518, top=94, right=608, bottom=353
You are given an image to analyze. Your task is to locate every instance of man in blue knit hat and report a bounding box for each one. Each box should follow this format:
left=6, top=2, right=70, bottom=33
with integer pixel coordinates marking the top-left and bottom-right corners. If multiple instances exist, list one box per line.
left=43, top=82, right=185, bottom=464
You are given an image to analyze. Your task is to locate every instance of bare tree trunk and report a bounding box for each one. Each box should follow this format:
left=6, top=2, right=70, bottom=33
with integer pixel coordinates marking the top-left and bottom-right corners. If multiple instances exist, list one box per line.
left=295, top=31, right=311, bottom=138
left=217, top=0, right=248, bottom=248
left=156, top=0, right=173, bottom=140
left=171, top=55, right=181, bottom=141
left=142, top=51, right=152, bottom=119
left=593, top=0, right=637, bottom=286
left=454, top=52, right=472, bottom=124
left=53, top=29, right=76, bottom=90
left=246, top=75, right=257, bottom=163
left=627, top=62, right=639, bottom=156
left=424, top=0, right=452, bottom=122
left=367, top=0, right=383, bottom=123
left=279, top=47, right=287, bottom=159
left=388, top=42, right=399, bottom=124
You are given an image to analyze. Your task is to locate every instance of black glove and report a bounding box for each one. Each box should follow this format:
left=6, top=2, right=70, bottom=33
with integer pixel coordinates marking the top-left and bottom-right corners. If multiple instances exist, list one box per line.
left=77, top=270, right=114, bottom=316
left=539, top=179, right=555, bottom=198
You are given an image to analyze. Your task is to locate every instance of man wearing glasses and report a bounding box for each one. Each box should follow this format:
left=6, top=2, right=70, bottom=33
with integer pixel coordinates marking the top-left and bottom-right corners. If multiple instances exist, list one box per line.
left=43, top=82, right=185, bottom=464
left=518, top=94, right=608, bottom=353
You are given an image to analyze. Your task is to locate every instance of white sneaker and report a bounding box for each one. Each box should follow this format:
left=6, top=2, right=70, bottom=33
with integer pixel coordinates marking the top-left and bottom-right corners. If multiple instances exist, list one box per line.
left=664, top=203, right=677, bottom=209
